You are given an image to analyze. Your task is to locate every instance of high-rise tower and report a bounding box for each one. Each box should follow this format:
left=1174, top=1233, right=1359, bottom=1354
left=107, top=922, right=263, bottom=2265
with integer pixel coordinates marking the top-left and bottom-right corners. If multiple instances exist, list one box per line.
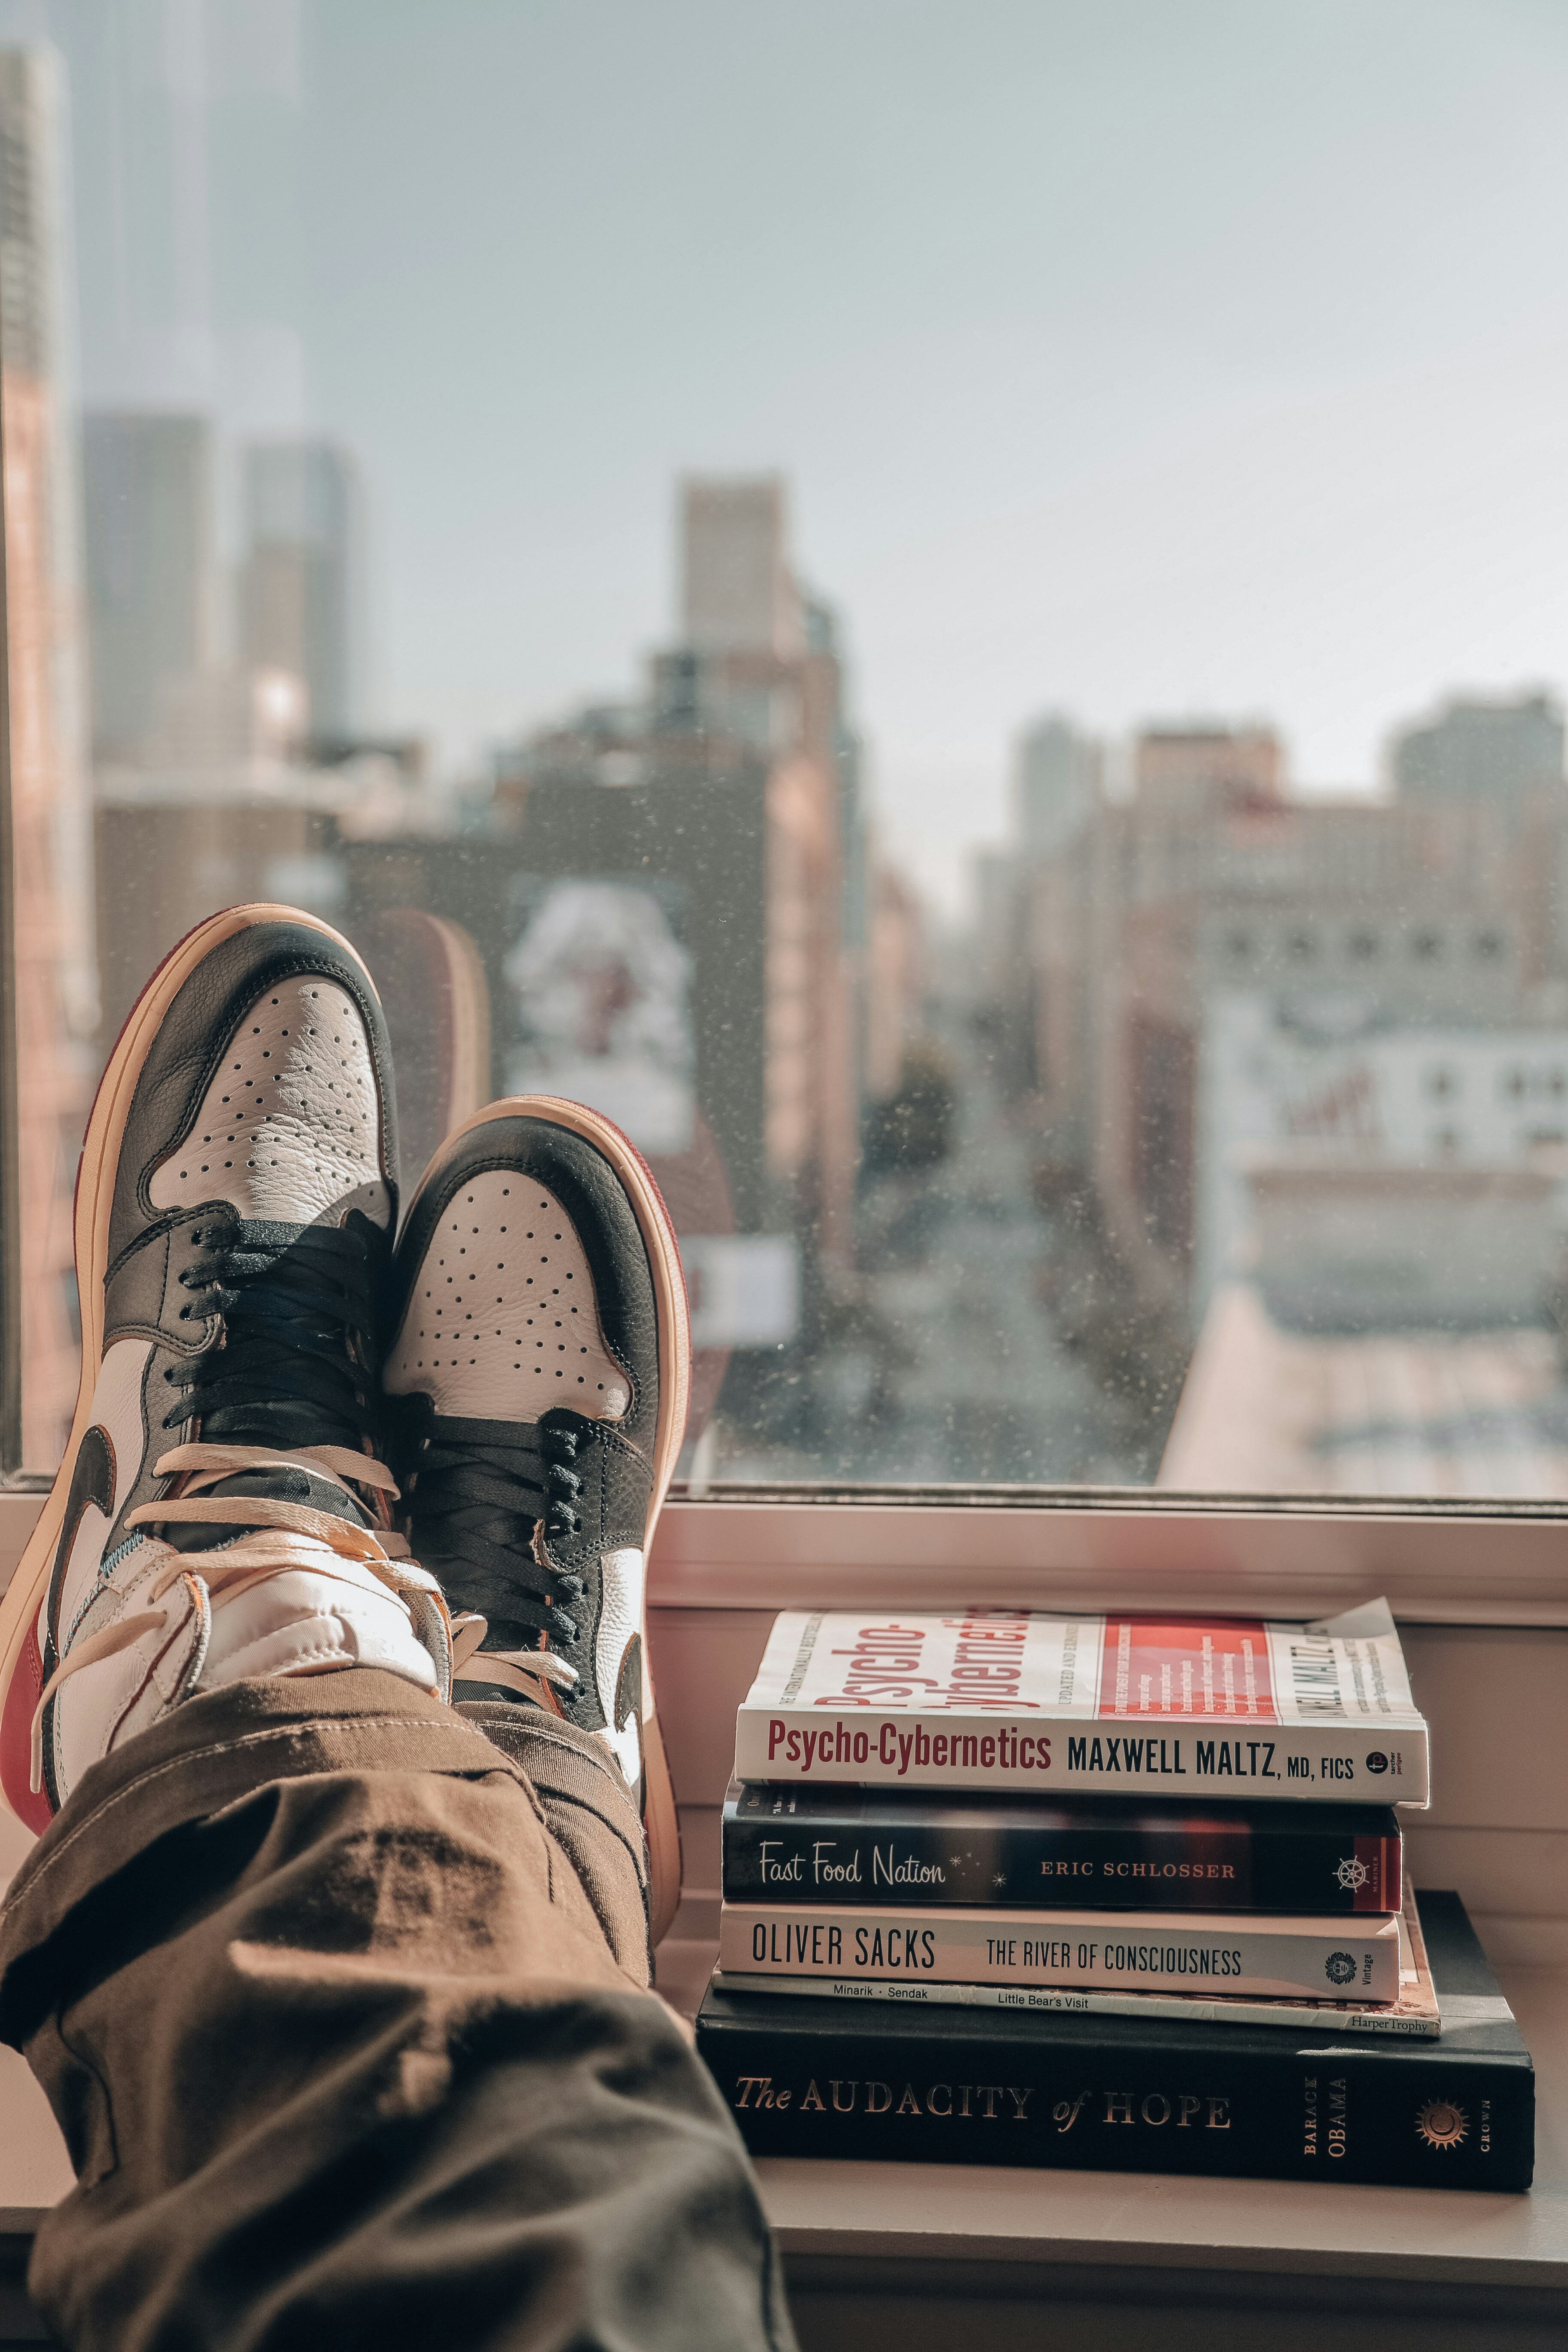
left=0, top=43, right=96, bottom=1463
left=239, top=438, right=366, bottom=742
left=83, top=412, right=214, bottom=761
left=681, top=474, right=802, bottom=659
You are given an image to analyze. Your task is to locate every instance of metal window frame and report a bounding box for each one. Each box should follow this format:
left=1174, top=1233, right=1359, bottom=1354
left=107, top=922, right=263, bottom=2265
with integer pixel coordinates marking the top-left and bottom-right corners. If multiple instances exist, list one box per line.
left=652, top=1487, right=1568, bottom=1624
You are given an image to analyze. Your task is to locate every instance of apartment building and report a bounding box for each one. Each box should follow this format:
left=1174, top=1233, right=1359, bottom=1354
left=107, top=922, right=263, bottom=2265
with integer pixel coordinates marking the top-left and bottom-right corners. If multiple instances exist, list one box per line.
left=998, top=708, right=1568, bottom=1326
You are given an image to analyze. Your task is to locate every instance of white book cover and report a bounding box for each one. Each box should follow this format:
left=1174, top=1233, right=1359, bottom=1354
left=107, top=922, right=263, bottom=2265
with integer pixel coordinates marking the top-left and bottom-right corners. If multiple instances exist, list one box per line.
left=714, top=1893, right=1445, bottom=2038
left=719, top=1899, right=1403, bottom=2003
left=735, top=1599, right=1428, bottom=1806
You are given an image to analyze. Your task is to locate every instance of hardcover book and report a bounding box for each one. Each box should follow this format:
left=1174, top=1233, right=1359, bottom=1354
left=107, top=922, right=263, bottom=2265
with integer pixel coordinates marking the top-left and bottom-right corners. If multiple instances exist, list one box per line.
left=715, top=1885, right=1443, bottom=2038
left=723, top=1782, right=1402, bottom=1914
left=719, top=1898, right=1402, bottom=2001
left=696, top=1890, right=1531, bottom=2190
left=735, top=1598, right=1429, bottom=1805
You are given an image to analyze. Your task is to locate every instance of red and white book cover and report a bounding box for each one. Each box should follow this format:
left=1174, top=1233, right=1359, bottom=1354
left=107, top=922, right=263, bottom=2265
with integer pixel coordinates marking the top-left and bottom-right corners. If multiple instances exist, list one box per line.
left=734, top=1600, right=1429, bottom=1806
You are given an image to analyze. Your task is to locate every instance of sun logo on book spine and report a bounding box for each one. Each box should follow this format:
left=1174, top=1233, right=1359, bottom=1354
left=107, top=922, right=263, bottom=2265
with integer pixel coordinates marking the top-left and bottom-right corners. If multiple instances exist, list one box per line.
left=1335, top=1856, right=1369, bottom=1892
left=1415, top=2099, right=1468, bottom=2150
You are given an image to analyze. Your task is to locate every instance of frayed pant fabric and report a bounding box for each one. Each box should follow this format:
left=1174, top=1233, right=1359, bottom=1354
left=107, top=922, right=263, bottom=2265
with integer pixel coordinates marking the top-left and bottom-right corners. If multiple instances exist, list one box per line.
left=0, top=1670, right=794, bottom=2352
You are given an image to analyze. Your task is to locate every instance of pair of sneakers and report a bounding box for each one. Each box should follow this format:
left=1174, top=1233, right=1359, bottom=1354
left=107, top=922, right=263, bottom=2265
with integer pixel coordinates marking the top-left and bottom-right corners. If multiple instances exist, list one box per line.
left=0, top=906, right=687, bottom=1937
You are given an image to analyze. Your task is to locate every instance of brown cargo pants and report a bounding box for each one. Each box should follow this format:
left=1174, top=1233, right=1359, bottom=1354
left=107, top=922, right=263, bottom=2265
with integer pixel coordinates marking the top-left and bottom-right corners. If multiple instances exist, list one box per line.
left=0, top=1669, right=796, bottom=2352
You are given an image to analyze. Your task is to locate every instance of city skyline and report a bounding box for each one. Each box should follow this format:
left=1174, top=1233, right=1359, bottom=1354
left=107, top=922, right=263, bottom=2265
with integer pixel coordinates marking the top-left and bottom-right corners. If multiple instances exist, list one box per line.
left=70, top=372, right=1568, bottom=925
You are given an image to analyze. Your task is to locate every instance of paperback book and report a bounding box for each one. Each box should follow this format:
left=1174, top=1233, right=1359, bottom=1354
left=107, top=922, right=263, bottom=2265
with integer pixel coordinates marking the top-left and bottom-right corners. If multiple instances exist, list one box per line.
left=696, top=1891, right=1532, bottom=2190
left=714, top=1886, right=1443, bottom=2038
left=719, top=1898, right=1402, bottom=2001
left=735, top=1598, right=1428, bottom=1805
left=723, top=1782, right=1403, bottom=1914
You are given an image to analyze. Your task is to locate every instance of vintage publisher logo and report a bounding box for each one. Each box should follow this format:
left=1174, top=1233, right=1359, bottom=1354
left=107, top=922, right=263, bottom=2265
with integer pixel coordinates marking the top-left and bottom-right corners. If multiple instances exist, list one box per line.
left=1324, top=1951, right=1357, bottom=1987
left=1415, top=2098, right=1468, bottom=2150
left=1365, top=1751, right=1389, bottom=1773
left=1335, top=1856, right=1369, bottom=1893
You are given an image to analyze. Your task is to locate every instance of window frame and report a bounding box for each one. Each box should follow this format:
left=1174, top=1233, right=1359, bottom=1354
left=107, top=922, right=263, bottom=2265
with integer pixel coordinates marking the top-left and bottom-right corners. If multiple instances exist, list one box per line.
left=649, top=1485, right=1568, bottom=1626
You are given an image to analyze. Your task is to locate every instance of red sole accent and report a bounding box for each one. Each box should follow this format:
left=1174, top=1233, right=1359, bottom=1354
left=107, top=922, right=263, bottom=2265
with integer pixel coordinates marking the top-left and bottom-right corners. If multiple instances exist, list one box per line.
left=0, top=1623, right=52, bottom=1834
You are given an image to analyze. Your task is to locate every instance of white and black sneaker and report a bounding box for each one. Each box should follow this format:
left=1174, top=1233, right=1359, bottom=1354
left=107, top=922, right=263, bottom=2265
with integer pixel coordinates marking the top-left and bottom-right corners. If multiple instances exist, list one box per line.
left=0, top=906, right=454, bottom=1833
left=383, top=1099, right=689, bottom=1941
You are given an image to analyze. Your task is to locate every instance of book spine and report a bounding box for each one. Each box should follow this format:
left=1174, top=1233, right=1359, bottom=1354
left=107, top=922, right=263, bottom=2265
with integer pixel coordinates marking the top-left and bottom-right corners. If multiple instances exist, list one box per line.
left=710, top=1971, right=1441, bottom=2037
left=734, top=1707, right=1429, bottom=1806
left=722, top=1812, right=1401, bottom=1914
left=695, top=2011, right=1534, bottom=2189
left=720, top=1904, right=1401, bottom=2002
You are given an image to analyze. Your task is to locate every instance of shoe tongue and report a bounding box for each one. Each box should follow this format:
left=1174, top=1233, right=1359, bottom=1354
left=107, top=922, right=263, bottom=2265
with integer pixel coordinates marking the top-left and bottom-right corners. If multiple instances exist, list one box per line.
left=165, top=1467, right=373, bottom=1554
left=195, top=1213, right=386, bottom=1458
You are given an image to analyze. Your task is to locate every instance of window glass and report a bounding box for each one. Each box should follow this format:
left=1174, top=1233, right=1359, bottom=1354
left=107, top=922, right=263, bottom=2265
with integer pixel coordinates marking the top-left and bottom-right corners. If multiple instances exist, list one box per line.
left=8, top=3, right=1568, bottom=1497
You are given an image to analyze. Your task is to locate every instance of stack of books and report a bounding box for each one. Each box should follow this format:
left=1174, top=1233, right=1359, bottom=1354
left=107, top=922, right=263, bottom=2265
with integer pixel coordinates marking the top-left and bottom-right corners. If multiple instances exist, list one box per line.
left=695, top=1601, right=1534, bottom=2189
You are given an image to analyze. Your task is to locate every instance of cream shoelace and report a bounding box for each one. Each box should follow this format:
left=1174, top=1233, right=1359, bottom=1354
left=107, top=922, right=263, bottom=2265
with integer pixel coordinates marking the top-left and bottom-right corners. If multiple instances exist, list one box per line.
left=447, top=1613, right=580, bottom=1705
left=29, top=1441, right=447, bottom=1792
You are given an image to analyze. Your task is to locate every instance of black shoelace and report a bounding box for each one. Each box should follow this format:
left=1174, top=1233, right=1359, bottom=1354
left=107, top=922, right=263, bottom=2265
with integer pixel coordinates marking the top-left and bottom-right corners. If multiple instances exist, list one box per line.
left=396, top=1406, right=592, bottom=1654
left=164, top=1210, right=388, bottom=1456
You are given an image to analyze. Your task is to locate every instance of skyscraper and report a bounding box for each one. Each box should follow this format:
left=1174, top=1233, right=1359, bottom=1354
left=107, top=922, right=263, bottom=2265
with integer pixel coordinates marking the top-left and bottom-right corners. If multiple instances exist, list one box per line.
left=680, top=475, right=802, bottom=659
left=1134, top=724, right=1284, bottom=816
left=1015, top=714, right=1101, bottom=861
left=239, top=438, right=366, bottom=741
left=678, top=476, right=856, bottom=1257
left=495, top=474, right=864, bottom=1270
left=1391, top=693, right=1565, bottom=808
left=82, top=412, right=214, bottom=761
left=0, top=44, right=95, bottom=1463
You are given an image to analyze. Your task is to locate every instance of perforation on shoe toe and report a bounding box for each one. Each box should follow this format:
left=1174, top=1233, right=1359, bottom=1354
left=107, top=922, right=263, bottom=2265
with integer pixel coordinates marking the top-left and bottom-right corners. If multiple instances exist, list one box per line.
left=147, top=979, right=392, bottom=1227
left=385, top=1169, right=630, bottom=1421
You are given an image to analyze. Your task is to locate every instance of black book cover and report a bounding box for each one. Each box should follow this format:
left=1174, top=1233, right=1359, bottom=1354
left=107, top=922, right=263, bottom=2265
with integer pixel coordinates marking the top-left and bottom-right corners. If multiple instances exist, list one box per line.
left=696, top=1890, right=1532, bottom=2190
left=723, top=1781, right=1402, bottom=1914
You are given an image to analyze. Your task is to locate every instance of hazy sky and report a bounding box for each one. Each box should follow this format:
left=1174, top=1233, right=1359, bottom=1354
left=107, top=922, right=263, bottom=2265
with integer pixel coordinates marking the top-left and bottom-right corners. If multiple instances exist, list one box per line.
left=18, top=0, right=1568, bottom=908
